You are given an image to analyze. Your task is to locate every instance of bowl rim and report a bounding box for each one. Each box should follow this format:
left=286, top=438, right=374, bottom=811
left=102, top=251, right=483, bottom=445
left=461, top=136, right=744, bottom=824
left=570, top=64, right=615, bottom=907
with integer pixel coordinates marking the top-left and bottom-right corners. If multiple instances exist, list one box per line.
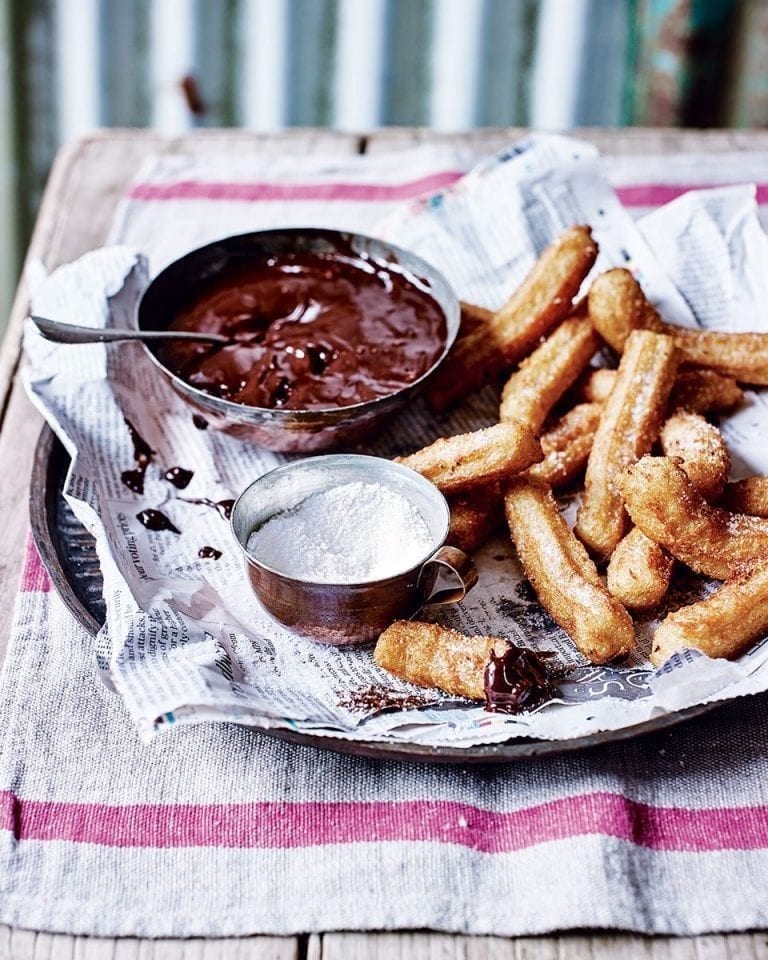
left=229, top=453, right=451, bottom=587
left=136, top=227, right=461, bottom=422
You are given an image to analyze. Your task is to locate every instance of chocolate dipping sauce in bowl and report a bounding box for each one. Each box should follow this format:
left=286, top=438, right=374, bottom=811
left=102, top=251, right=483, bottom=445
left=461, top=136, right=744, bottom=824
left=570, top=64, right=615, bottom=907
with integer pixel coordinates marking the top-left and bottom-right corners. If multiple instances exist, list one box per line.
left=230, top=455, right=478, bottom=645
left=137, top=229, right=459, bottom=452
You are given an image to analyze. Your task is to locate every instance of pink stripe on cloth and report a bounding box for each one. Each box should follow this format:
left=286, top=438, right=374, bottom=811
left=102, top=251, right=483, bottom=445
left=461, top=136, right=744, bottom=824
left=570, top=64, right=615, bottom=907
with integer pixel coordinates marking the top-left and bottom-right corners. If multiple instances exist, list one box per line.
left=20, top=537, right=52, bottom=593
left=617, top=183, right=768, bottom=207
left=127, top=171, right=465, bottom=203
left=2, top=790, right=766, bottom=852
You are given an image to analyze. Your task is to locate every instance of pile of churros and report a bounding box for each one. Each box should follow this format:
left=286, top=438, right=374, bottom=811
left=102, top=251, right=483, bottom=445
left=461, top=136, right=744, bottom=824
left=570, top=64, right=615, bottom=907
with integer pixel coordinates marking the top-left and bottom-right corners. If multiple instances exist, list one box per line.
left=374, top=224, right=768, bottom=708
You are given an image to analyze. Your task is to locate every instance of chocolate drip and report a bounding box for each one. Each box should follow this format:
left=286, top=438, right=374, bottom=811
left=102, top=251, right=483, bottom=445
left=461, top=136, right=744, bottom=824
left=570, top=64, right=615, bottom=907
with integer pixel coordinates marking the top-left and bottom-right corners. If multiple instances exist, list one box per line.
left=121, top=419, right=155, bottom=494
left=156, top=251, right=446, bottom=411
left=164, top=466, right=194, bottom=489
left=125, top=419, right=154, bottom=468
left=121, top=468, right=146, bottom=495
left=136, top=509, right=181, bottom=534
left=192, top=414, right=209, bottom=430
left=198, top=545, right=222, bottom=560
left=483, top=645, right=558, bottom=714
left=180, top=497, right=234, bottom=520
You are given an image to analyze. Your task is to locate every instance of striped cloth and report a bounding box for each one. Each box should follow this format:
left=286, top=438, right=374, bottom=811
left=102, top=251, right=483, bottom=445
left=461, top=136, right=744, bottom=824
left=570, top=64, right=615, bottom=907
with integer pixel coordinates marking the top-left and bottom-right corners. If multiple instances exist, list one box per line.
left=2, top=143, right=768, bottom=938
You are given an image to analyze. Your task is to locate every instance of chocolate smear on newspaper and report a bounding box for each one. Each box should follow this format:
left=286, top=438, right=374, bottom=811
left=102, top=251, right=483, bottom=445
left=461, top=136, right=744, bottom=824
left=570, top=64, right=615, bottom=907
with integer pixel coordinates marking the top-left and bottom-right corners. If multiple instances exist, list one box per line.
left=164, top=466, right=194, bottom=489
left=121, top=419, right=155, bottom=494
left=198, top=545, right=222, bottom=560
left=136, top=509, right=181, bottom=534
left=180, top=496, right=234, bottom=520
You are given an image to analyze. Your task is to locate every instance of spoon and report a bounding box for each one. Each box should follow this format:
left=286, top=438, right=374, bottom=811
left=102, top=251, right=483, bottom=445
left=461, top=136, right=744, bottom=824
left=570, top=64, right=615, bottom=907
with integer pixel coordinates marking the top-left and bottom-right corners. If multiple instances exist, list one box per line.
left=30, top=316, right=231, bottom=346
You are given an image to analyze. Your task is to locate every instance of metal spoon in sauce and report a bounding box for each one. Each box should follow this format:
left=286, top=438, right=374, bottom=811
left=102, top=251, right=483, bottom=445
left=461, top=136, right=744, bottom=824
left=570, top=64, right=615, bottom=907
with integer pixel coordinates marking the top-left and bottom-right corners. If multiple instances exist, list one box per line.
left=30, top=316, right=231, bottom=346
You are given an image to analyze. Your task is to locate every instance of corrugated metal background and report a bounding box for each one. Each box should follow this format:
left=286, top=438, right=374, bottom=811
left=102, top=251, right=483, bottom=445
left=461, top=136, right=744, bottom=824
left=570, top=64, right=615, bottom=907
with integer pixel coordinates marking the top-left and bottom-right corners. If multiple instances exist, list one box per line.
left=0, top=0, right=764, bottom=324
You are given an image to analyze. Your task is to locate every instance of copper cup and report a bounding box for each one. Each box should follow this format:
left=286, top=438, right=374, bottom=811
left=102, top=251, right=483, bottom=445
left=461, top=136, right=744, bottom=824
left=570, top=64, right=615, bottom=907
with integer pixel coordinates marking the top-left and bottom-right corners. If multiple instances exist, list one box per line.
left=230, top=455, right=478, bottom=645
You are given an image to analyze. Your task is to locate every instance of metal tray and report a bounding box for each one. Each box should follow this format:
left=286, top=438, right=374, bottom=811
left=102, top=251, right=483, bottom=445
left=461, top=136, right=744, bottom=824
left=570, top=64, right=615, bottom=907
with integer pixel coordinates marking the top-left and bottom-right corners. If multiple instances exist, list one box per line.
left=30, top=425, right=720, bottom=763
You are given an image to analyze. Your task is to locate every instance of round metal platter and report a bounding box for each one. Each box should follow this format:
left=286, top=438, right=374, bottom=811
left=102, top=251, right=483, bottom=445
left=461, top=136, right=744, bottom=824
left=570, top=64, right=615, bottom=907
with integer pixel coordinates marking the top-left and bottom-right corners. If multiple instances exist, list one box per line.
left=30, top=425, right=721, bottom=763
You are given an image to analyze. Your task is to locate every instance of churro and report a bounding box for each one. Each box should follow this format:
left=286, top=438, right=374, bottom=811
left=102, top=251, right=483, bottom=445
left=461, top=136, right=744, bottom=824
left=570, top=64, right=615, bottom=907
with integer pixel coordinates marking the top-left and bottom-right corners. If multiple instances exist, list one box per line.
left=606, top=527, right=675, bottom=612
left=651, top=564, right=768, bottom=666
left=607, top=413, right=730, bottom=609
left=575, top=367, right=616, bottom=404
left=504, top=477, right=635, bottom=664
left=670, top=368, right=744, bottom=414
left=575, top=330, right=678, bottom=561
left=528, top=402, right=602, bottom=490
left=426, top=225, right=598, bottom=411
left=459, top=301, right=495, bottom=335
left=660, top=412, right=731, bottom=502
left=374, top=621, right=509, bottom=700
left=396, top=421, right=542, bottom=495
left=577, top=366, right=743, bottom=414
left=589, top=268, right=768, bottom=385
left=721, top=477, right=768, bottom=518
left=446, top=486, right=503, bottom=552
left=618, top=456, right=768, bottom=579
left=499, top=313, right=599, bottom=430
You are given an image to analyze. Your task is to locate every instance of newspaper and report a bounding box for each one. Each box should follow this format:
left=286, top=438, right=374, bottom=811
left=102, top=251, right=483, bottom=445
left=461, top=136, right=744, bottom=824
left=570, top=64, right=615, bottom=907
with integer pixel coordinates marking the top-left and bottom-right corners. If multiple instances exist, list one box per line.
left=22, top=134, right=768, bottom=746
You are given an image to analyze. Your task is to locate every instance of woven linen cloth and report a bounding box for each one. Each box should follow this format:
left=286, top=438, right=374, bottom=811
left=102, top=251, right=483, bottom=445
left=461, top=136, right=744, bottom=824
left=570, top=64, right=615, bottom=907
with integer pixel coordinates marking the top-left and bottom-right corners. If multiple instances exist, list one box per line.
left=2, top=146, right=768, bottom=938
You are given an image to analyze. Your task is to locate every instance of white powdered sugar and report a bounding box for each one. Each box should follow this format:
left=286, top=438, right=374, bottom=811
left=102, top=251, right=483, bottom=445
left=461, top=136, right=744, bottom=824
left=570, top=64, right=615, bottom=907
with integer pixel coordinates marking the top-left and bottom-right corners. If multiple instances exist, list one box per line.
left=246, top=480, right=434, bottom=583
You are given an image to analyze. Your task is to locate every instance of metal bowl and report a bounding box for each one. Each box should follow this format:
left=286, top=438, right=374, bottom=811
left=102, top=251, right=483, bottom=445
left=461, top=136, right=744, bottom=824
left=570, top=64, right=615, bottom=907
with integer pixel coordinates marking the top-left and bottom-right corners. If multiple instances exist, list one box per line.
left=137, top=228, right=460, bottom=452
left=230, top=454, right=477, bottom=645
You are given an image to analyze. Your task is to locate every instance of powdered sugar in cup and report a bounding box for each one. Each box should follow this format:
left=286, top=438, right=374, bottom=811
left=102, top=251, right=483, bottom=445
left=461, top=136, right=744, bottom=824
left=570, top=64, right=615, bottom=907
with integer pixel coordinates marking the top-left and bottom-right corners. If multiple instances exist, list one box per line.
left=230, top=455, right=477, bottom=645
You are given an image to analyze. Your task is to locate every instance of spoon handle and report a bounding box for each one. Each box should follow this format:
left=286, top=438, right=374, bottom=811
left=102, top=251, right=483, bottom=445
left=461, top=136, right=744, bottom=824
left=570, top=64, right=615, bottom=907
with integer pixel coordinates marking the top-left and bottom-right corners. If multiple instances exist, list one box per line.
left=30, top=316, right=231, bottom=345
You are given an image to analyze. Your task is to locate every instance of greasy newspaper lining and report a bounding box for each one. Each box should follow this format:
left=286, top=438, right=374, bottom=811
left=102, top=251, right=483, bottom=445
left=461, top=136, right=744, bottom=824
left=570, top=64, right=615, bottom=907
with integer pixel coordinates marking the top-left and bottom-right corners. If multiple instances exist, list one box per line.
left=23, top=134, right=768, bottom=745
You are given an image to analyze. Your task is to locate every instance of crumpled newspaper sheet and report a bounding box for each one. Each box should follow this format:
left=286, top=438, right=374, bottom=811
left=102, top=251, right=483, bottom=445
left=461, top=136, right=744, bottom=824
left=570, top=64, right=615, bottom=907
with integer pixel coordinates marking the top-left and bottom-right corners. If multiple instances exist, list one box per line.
left=23, top=134, right=768, bottom=745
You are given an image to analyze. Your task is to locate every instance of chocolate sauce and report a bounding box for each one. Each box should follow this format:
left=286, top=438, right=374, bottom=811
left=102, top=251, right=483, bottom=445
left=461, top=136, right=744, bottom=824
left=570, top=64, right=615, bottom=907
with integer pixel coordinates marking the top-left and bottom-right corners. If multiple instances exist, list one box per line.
left=126, top=419, right=154, bottom=468
left=121, top=468, right=146, bottom=495
left=198, top=545, right=222, bottom=560
left=164, top=466, right=194, bottom=489
left=156, top=251, right=447, bottom=410
left=192, top=414, right=209, bottom=430
left=121, top=419, right=156, bottom=494
left=180, top=497, right=234, bottom=520
left=136, top=509, right=181, bottom=534
left=483, top=645, right=558, bottom=714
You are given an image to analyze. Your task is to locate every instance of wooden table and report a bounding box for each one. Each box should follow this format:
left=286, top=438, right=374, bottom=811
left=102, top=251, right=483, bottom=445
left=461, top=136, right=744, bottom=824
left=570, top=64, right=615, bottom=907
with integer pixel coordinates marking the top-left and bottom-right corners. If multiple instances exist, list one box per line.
left=2, top=128, right=768, bottom=960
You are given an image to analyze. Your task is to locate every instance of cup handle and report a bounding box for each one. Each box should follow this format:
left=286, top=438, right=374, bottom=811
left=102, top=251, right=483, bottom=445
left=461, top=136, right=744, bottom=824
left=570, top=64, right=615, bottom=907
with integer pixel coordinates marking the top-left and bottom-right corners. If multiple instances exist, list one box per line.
left=415, top=545, right=478, bottom=612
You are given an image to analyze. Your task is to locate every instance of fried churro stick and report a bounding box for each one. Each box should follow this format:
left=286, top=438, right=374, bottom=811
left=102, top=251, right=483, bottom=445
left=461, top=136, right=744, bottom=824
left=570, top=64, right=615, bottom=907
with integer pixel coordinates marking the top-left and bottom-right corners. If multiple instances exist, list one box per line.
left=607, top=413, right=731, bottom=610
left=589, top=268, right=768, bottom=385
left=459, top=301, right=495, bottom=335
left=396, top=421, right=542, bottom=495
left=721, top=477, right=768, bottom=518
left=576, top=367, right=616, bottom=404
left=499, top=313, right=599, bottom=431
left=618, top=456, right=768, bottom=579
left=374, top=621, right=509, bottom=700
left=670, top=368, right=744, bottom=414
left=605, top=527, right=676, bottom=612
left=660, top=412, right=731, bottom=502
left=575, top=330, right=678, bottom=561
left=426, top=226, right=598, bottom=411
left=651, top=565, right=768, bottom=667
left=528, top=402, right=602, bottom=490
left=577, top=366, right=743, bottom=414
left=504, top=477, right=634, bottom=664
left=446, top=486, right=503, bottom=553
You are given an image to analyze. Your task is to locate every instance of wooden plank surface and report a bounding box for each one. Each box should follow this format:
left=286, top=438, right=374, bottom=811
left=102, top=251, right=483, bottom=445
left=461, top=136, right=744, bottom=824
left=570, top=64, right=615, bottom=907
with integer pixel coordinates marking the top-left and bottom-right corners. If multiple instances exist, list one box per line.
left=2, top=127, right=768, bottom=959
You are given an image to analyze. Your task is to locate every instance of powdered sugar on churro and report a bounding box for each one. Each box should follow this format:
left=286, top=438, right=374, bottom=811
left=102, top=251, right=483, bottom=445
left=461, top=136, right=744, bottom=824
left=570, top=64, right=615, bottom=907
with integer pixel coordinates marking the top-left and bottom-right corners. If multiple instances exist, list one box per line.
left=247, top=481, right=433, bottom=583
